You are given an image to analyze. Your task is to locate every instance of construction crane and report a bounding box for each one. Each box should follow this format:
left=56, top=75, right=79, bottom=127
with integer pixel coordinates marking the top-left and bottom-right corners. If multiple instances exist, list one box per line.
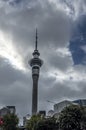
left=46, top=100, right=57, bottom=104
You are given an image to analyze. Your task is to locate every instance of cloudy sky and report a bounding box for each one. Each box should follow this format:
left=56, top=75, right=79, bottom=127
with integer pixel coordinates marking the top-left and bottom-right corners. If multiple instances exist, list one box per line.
left=0, top=0, right=86, bottom=124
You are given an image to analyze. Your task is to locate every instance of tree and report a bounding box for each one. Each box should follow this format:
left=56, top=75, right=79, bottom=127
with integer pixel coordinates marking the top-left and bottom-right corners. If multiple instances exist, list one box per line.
left=26, top=114, right=41, bottom=130
left=35, top=117, right=59, bottom=130
left=80, top=106, right=86, bottom=130
left=26, top=114, right=59, bottom=130
left=59, top=105, right=82, bottom=130
left=3, top=113, right=19, bottom=130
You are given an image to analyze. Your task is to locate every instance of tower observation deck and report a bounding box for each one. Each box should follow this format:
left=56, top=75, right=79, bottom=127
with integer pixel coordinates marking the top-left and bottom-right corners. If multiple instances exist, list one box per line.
left=29, top=29, right=43, bottom=115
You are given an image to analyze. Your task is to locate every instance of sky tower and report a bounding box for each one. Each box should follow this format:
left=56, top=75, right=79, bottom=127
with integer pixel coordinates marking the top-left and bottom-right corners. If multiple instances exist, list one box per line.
left=29, top=29, right=43, bottom=115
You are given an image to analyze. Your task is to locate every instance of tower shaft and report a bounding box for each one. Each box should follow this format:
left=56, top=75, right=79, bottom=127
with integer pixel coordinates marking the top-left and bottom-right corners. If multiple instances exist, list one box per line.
left=32, top=75, right=39, bottom=115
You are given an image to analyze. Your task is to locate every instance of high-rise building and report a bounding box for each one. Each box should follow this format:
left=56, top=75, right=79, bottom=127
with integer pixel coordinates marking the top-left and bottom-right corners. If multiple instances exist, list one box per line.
left=29, top=29, right=43, bottom=115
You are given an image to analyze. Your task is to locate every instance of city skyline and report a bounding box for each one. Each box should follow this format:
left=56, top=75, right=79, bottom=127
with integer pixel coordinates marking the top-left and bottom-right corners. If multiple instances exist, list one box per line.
left=0, top=0, right=85, bottom=123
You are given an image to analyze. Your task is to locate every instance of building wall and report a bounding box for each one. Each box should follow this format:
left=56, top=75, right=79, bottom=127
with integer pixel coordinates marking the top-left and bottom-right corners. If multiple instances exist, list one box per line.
left=6, top=106, right=16, bottom=114
left=54, top=100, right=74, bottom=113
left=23, top=114, right=31, bottom=126
left=0, top=106, right=16, bottom=117
left=73, top=99, right=86, bottom=106
left=0, top=107, right=10, bottom=117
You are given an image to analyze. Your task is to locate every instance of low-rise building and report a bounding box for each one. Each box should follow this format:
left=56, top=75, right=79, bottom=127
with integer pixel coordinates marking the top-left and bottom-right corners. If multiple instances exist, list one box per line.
left=6, top=106, right=16, bottom=114
left=54, top=100, right=76, bottom=113
left=39, top=110, right=46, bottom=117
left=0, top=106, right=16, bottom=117
left=48, top=110, right=54, bottom=117
left=73, top=99, right=86, bottom=106
left=23, top=114, right=31, bottom=126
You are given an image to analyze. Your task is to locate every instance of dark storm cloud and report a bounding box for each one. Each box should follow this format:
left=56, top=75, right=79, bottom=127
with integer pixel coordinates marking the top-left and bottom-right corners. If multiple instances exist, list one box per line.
left=46, top=50, right=72, bottom=71
left=0, top=0, right=72, bottom=76
left=0, top=0, right=71, bottom=50
left=1, top=81, right=32, bottom=115
left=38, top=76, right=86, bottom=111
left=39, top=77, right=86, bottom=104
left=57, top=0, right=86, bottom=18
left=39, top=8, right=71, bottom=48
left=0, top=57, right=30, bottom=85
left=0, top=57, right=32, bottom=116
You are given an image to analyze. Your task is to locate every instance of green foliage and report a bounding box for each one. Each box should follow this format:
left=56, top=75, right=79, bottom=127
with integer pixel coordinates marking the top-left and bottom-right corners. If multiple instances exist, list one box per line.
left=59, top=105, right=83, bottom=130
left=3, top=113, right=19, bottom=130
left=35, top=117, right=59, bottom=130
left=80, top=106, right=86, bottom=130
left=26, top=106, right=86, bottom=130
left=26, top=115, right=59, bottom=130
left=26, top=114, right=41, bottom=130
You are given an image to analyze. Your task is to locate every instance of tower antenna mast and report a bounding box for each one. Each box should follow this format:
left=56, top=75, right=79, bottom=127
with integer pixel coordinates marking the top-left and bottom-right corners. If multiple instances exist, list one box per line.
left=35, top=28, right=38, bottom=50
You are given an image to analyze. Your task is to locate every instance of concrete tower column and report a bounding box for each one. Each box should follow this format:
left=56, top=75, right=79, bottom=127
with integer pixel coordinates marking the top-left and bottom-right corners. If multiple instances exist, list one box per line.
left=32, top=75, right=38, bottom=115
left=29, top=29, right=43, bottom=115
